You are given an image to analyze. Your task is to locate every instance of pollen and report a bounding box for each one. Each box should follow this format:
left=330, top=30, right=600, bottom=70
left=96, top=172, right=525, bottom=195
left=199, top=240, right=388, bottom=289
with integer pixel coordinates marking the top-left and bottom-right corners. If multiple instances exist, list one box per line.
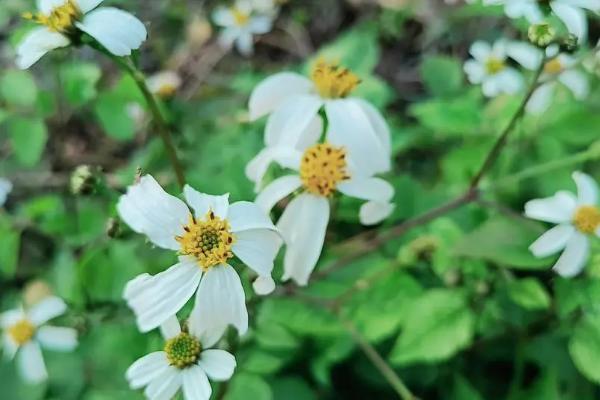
left=176, top=211, right=235, bottom=270
left=484, top=56, right=505, bottom=75
left=573, top=205, right=600, bottom=234
left=8, top=320, right=35, bottom=346
left=23, top=0, right=81, bottom=33
left=544, top=58, right=564, bottom=75
left=164, top=332, right=202, bottom=369
left=231, top=7, right=250, bottom=26
left=300, top=143, right=349, bottom=197
left=310, top=59, right=361, bottom=99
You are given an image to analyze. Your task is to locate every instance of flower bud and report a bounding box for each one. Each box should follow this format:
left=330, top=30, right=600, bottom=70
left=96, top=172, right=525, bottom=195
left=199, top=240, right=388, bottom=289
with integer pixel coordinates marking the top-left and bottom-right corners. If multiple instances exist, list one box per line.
left=528, top=23, right=555, bottom=47
left=560, top=34, right=579, bottom=53
left=70, top=165, right=100, bottom=195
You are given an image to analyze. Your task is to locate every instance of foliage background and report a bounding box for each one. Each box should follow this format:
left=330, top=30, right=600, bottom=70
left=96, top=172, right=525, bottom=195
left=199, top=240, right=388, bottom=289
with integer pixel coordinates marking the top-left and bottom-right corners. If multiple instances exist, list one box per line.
left=1, top=0, right=600, bottom=399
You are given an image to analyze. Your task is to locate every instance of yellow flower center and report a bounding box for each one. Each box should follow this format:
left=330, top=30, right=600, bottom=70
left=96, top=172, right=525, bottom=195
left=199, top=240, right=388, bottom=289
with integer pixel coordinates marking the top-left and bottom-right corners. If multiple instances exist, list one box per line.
left=310, top=60, right=361, bottom=99
left=156, top=84, right=178, bottom=98
left=176, top=211, right=235, bottom=270
left=231, top=7, right=250, bottom=26
left=164, top=332, right=202, bottom=369
left=573, top=205, right=600, bottom=234
left=485, top=57, right=505, bottom=75
left=544, top=58, right=564, bottom=75
left=8, top=319, right=35, bottom=346
left=23, top=0, right=81, bottom=33
left=300, top=143, right=349, bottom=197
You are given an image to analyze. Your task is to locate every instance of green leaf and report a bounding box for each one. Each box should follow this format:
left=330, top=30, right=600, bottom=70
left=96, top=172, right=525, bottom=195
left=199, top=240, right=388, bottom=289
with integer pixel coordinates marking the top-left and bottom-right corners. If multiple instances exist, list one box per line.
left=0, top=214, right=20, bottom=277
left=7, top=116, right=48, bottom=166
left=225, top=373, right=273, bottom=400
left=421, top=56, right=464, bottom=97
left=60, top=62, right=102, bottom=106
left=569, top=314, right=600, bottom=383
left=0, top=69, right=38, bottom=108
left=507, top=278, right=551, bottom=310
left=390, top=289, right=475, bottom=365
left=94, top=93, right=135, bottom=140
left=452, top=375, right=483, bottom=400
left=272, top=377, right=316, bottom=400
left=410, top=90, right=482, bottom=136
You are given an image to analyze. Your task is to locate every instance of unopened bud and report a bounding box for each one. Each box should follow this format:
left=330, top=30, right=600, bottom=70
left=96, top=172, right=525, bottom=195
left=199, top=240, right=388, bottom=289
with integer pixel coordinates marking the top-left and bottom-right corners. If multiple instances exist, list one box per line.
left=528, top=23, right=555, bottom=47
left=560, top=34, right=579, bottom=53
left=70, top=165, right=100, bottom=195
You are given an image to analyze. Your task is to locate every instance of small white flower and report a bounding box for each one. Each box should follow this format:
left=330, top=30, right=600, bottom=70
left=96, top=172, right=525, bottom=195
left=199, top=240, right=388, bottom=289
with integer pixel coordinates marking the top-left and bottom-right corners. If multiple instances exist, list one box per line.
left=126, top=315, right=235, bottom=400
left=255, top=142, right=394, bottom=286
left=212, top=0, right=274, bottom=56
left=147, top=71, right=182, bottom=98
left=0, top=178, right=13, bottom=207
left=1, top=296, right=78, bottom=383
left=248, top=60, right=392, bottom=184
left=525, top=171, right=600, bottom=277
left=464, top=40, right=540, bottom=97
left=118, top=175, right=280, bottom=336
left=17, top=0, right=147, bottom=69
left=484, top=0, right=600, bottom=39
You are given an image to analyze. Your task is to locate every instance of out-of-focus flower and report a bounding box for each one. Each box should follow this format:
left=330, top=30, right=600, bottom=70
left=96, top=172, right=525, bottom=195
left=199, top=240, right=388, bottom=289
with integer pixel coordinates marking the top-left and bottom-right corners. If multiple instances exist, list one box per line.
left=212, top=0, right=275, bottom=56
left=17, top=0, right=147, bottom=69
left=254, top=142, right=394, bottom=285
left=186, top=15, right=213, bottom=48
left=248, top=60, right=392, bottom=185
left=525, top=172, right=600, bottom=277
left=70, top=165, right=100, bottom=195
left=126, top=315, right=235, bottom=400
left=147, top=71, right=182, bottom=99
left=1, top=296, right=77, bottom=383
left=0, top=178, right=12, bottom=207
left=118, top=175, right=280, bottom=336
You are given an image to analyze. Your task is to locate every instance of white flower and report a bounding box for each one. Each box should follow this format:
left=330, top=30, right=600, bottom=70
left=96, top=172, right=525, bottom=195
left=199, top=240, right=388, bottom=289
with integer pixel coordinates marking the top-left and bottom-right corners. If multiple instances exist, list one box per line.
left=255, top=142, right=395, bottom=286
left=248, top=60, right=392, bottom=182
left=126, top=315, right=235, bottom=400
left=118, top=175, right=280, bottom=336
left=147, top=71, right=182, bottom=98
left=212, top=0, right=274, bottom=56
left=1, top=296, right=78, bottom=383
left=0, top=178, right=12, bottom=207
left=464, top=40, right=541, bottom=97
left=526, top=46, right=589, bottom=114
left=17, top=0, right=147, bottom=69
left=484, top=0, right=600, bottom=39
left=525, top=171, right=600, bottom=277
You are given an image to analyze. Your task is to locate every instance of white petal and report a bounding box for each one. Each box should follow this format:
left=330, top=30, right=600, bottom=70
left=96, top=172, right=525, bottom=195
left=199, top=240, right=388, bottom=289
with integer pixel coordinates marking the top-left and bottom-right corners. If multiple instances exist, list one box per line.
left=529, top=224, right=575, bottom=257
left=198, top=349, right=236, bottom=381
left=77, top=7, right=147, bottom=57
left=491, top=39, right=508, bottom=59
left=159, top=315, right=181, bottom=340
left=212, top=7, right=235, bottom=27
left=3, top=334, right=18, bottom=359
left=464, top=60, right=485, bottom=84
left=482, top=75, right=502, bottom=97
left=245, top=147, right=302, bottom=188
left=506, top=1, right=544, bottom=21
left=264, top=96, right=323, bottom=150
left=190, top=265, right=248, bottom=339
left=1, top=309, right=25, bottom=328
left=524, top=191, right=577, bottom=223
left=572, top=171, right=598, bottom=205
left=228, top=201, right=277, bottom=232
left=124, top=261, right=202, bottom=332
left=182, top=365, right=212, bottom=400
left=557, top=0, right=600, bottom=11
left=126, top=351, right=170, bottom=390
left=16, top=27, right=69, bottom=69
left=249, top=15, right=273, bottom=34
left=359, top=201, right=395, bottom=226
left=255, top=175, right=302, bottom=213
left=117, top=175, right=189, bottom=250
left=552, top=232, right=590, bottom=277
left=279, top=194, right=329, bottom=286
left=144, top=367, right=181, bottom=400
left=248, top=72, right=314, bottom=120
left=76, top=0, right=104, bottom=13
left=183, top=186, right=229, bottom=220
left=558, top=70, right=589, bottom=100
left=526, top=83, right=555, bottom=114
left=0, top=178, right=12, bottom=207
left=337, top=177, right=394, bottom=203
left=295, top=116, right=324, bottom=150
left=235, top=32, right=254, bottom=56
left=36, top=326, right=77, bottom=351
left=18, top=342, right=47, bottom=384
left=29, top=296, right=67, bottom=326
left=506, top=41, right=543, bottom=70
left=252, top=275, right=276, bottom=295
left=232, top=229, right=281, bottom=276
left=496, top=68, right=524, bottom=94
left=352, top=99, right=392, bottom=158
left=470, top=41, right=492, bottom=62
left=551, top=2, right=587, bottom=39
left=325, top=99, right=391, bottom=176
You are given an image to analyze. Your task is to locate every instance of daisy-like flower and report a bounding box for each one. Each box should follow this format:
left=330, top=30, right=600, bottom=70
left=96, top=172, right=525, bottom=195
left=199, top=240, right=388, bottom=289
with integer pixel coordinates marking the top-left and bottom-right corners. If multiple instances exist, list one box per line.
left=464, top=40, right=541, bottom=97
left=248, top=59, right=392, bottom=180
left=147, top=71, right=182, bottom=99
left=525, top=172, right=600, bottom=277
left=126, top=315, right=235, bottom=400
left=484, top=0, right=600, bottom=39
left=212, top=0, right=274, bottom=56
left=17, top=0, right=147, bottom=69
left=255, top=141, right=394, bottom=286
left=118, top=175, right=280, bottom=336
left=1, top=296, right=77, bottom=383
left=0, top=178, right=12, bottom=207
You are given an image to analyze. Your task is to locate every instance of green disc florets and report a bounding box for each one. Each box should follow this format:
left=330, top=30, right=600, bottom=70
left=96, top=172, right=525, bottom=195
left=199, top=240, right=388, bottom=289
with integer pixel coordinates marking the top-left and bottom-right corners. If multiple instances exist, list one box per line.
left=164, top=332, right=202, bottom=369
